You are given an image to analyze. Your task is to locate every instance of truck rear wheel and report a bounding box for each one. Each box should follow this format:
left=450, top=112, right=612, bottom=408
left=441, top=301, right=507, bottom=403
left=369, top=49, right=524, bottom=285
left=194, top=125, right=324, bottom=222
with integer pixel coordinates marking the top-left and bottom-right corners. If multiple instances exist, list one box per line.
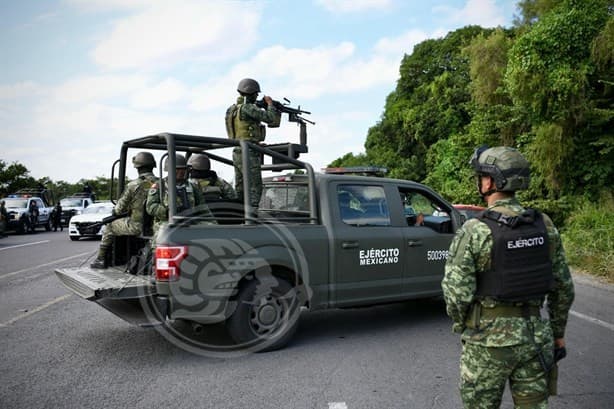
left=227, top=273, right=300, bottom=352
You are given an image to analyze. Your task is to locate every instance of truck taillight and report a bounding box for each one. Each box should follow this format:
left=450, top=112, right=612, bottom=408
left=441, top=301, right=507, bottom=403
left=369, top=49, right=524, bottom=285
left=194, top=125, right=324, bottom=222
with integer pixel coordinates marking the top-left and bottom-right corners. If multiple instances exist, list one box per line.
left=155, top=246, right=188, bottom=281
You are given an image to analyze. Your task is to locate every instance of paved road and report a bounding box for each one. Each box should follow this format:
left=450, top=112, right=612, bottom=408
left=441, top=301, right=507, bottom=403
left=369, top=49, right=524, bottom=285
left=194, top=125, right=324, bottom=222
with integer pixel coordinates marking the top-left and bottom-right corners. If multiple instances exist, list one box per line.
left=1, top=231, right=613, bottom=409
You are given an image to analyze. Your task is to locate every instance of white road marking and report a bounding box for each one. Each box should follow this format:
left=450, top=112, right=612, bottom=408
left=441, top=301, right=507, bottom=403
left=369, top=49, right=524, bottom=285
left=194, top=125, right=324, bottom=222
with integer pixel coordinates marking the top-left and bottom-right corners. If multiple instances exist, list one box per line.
left=570, top=309, right=614, bottom=331
left=0, top=240, right=50, bottom=251
left=0, top=252, right=91, bottom=280
left=0, top=294, right=71, bottom=327
left=329, top=403, right=348, bottom=409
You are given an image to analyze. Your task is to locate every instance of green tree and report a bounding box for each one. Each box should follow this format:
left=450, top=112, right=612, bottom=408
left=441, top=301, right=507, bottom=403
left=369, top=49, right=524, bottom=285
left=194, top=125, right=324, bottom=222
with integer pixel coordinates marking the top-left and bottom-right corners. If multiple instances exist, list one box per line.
left=0, top=159, right=37, bottom=197
left=505, top=0, right=611, bottom=198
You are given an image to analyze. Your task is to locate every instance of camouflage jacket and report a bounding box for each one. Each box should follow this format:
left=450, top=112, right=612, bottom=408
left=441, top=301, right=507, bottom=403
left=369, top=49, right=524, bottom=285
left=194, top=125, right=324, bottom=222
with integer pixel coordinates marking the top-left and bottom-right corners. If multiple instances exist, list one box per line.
left=190, top=175, right=237, bottom=200
left=229, top=96, right=281, bottom=142
left=146, top=179, right=209, bottom=220
left=442, top=197, right=575, bottom=347
left=114, top=172, right=157, bottom=231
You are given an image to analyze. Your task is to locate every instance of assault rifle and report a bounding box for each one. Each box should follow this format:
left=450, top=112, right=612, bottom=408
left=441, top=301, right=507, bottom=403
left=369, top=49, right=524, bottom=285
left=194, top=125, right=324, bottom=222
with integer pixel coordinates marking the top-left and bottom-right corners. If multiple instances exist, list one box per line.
left=256, top=97, right=315, bottom=145
left=76, top=212, right=128, bottom=236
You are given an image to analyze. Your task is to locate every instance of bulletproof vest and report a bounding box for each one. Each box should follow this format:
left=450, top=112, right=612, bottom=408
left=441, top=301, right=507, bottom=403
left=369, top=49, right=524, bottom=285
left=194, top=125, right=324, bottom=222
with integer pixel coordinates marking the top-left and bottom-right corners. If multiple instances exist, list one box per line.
left=476, top=209, right=554, bottom=302
left=193, top=178, right=223, bottom=200
left=225, top=101, right=265, bottom=142
left=176, top=184, right=193, bottom=213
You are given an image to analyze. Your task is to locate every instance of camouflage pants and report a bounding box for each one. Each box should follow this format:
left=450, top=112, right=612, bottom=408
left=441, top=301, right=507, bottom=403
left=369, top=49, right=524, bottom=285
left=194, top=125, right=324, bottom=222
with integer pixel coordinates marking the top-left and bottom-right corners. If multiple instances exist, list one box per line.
left=233, top=147, right=262, bottom=207
left=100, top=218, right=141, bottom=248
left=460, top=340, right=553, bottom=409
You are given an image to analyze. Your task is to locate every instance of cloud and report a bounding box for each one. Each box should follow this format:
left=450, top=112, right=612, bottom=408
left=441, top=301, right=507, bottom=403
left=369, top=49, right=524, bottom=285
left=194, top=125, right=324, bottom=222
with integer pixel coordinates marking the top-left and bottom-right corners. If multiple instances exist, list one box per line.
left=374, top=28, right=447, bottom=56
left=51, top=75, right=149, bottom=104
left=434, top=0, right=506, bottom=28
left=189, top=41, right=400, bottom=112
left=316, top=0, right=394, bottom=13
left=130, top=78, right=188, bottom=109
left=90, top=1, right=262, bottom=70
left=0, top=81, right=42, bottom=100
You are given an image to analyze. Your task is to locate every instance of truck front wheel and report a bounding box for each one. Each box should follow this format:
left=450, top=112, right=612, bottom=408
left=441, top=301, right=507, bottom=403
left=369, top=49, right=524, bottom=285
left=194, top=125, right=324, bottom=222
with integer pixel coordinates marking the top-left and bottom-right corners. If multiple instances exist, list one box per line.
left=227, top=273, right=300, bottom=352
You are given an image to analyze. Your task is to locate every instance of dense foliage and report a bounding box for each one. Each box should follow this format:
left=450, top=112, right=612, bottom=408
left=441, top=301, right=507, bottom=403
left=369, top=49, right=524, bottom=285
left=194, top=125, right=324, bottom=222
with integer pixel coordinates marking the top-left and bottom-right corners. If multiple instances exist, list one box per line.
left=329, top=0, right=613, bottom=277
left=331, top=0, right=613, bottom=225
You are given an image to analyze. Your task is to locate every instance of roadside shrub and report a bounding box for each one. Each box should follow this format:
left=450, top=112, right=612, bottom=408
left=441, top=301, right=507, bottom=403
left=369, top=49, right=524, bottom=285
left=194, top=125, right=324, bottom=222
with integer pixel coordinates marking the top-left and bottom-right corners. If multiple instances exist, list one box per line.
left=561, top=192, right=614, bottom=281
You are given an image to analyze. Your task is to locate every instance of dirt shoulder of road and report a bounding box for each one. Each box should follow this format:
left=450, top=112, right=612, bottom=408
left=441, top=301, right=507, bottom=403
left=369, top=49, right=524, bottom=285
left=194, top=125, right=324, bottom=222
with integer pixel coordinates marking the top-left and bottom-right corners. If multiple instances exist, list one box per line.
left=572, top=269, right=614, bottom=292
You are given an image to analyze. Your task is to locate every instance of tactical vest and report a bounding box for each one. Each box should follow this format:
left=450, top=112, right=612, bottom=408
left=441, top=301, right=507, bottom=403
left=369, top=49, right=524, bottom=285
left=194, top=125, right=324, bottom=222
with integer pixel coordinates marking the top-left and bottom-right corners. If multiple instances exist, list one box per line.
left=225, top=103, right=265, bottom=141
left=476, top=209, right=554, bottom=302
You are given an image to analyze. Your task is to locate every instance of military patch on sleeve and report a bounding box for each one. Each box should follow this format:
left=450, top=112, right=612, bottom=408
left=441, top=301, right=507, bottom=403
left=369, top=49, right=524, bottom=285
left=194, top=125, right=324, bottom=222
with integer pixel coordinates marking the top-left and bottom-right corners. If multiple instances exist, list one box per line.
left=449, top=228, right=472, bottom=265
left=448, top=229, right=465, bottom=258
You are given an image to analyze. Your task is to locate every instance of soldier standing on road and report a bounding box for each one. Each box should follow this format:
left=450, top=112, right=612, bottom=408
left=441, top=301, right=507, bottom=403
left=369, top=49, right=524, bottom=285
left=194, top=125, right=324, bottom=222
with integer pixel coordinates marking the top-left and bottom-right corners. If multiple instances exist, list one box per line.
left=187, top=153, right=237, bottom=201
left=0, top=200, right=8, bottom=238
left=146, top=154, right=211, bottom=239
left=28, top=201, right=39, bottom=233
left=442, top=146, right=575, bottom=408
left=225, top=78, right=281, bottom=209
left=52, top=202, right=63, bottom=232
left=90, top=152, right=158, bottom=269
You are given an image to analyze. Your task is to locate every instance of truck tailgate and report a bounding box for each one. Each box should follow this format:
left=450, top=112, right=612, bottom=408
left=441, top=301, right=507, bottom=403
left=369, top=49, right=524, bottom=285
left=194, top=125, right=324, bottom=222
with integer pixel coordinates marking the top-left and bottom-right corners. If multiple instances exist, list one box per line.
left=55, top=267, right=155, bottom=301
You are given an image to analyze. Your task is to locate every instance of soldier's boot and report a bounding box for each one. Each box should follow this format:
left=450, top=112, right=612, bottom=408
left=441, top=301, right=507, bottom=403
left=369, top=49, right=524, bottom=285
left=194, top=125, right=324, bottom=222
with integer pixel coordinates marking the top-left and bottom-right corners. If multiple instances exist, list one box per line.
left=90, top=246, right=110, bottom=269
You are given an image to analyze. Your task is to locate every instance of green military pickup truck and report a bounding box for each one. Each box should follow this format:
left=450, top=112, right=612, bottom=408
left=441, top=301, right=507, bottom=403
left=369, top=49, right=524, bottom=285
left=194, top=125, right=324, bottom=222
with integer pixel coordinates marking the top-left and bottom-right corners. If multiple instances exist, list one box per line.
left=55, top=133, right=462, bottom=352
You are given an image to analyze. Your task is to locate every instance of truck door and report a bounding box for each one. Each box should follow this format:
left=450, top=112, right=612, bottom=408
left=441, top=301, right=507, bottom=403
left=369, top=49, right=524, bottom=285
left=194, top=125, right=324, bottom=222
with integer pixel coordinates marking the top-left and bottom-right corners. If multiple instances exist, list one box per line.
left=397, top=187, right=456, bottom=296
left=331, top=183, right=405, bottom=306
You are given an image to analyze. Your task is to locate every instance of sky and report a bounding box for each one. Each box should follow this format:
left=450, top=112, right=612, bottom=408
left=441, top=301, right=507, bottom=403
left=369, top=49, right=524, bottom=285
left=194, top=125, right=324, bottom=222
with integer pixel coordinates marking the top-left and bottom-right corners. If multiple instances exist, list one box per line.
left=0, top=0, right=518, bottom=184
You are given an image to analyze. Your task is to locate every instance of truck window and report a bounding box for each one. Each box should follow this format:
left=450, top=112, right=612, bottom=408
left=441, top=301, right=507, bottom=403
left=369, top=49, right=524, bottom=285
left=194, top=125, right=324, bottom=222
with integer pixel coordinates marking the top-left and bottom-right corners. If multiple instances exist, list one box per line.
left=4, top=199, right=28, bottom=208
left=260, top=184, right=309, bottom=212
left=398, top=188, right=451, bottom=233
left=337, top=185, right=390, bottom=226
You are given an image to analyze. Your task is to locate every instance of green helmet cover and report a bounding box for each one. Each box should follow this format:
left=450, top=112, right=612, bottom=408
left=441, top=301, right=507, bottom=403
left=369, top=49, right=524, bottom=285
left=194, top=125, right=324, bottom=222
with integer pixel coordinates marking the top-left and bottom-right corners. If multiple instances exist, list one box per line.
left=237, top=78, right=260, bottom=95
left=164, top=154, right=187, bottom=172
left=470, top=146, right=530, bottom=192
left=187, top=154, right=211, bottom=171
left=132, top=152, right=156, bottom=169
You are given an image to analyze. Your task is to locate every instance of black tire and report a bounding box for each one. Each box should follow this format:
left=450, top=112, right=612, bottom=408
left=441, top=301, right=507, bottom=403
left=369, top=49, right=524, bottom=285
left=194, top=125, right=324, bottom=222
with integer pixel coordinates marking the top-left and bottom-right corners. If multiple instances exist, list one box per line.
left=226, top=273, right=300, bottom=352
left=69, top=236, right=79, bottom=241
left=45, top=219, right=51, bottom=231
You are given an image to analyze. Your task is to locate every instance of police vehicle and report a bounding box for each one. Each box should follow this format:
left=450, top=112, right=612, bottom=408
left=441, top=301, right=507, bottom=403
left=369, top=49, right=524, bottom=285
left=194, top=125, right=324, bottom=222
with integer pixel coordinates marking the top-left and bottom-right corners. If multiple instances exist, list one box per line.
left=2, top=189, right=53, bottom=233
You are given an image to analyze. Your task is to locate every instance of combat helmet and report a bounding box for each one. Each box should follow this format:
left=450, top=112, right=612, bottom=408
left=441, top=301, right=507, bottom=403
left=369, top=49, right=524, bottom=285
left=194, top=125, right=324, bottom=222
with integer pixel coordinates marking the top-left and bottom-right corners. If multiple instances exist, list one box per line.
left=237, top=78, right=260, bottom=95
left=187, top=154, right=211, bottom=171
left=163, top=154, right=187, bottom=172
left=470, top=146, right=530, bottom=192
left=132, top=152, right=156, bottom=169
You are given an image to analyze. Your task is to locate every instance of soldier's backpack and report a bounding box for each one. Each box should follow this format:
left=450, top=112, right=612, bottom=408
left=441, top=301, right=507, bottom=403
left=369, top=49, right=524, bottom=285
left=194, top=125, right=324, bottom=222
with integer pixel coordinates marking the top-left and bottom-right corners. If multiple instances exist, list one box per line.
left=225, top=104, right=240, bottom=139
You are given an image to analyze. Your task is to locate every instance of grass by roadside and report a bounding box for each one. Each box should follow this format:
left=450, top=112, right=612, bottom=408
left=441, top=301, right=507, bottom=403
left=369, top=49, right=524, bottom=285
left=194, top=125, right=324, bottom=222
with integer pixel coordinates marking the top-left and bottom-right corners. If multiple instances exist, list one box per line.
left=561, top=193, right=613, bottom=283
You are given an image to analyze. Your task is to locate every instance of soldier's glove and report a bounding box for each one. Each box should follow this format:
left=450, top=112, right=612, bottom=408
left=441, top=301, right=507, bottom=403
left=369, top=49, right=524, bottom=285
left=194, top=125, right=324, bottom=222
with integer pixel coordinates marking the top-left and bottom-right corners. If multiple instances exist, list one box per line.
left=554, top=346, right=567, bottom=362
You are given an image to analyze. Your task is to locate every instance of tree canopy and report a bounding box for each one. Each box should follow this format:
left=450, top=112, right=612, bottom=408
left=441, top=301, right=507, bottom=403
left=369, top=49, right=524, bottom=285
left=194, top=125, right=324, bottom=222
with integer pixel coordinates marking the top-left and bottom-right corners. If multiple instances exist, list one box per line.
left=330, top=0, right=613, bottom=223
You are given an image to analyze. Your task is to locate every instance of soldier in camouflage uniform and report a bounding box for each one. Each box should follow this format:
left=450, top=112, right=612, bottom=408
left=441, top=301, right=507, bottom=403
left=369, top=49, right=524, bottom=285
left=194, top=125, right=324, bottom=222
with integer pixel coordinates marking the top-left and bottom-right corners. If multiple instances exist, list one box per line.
left=187, top=153, right=237, bottom=201
left=225, top=78, right=281, bottom=208
left=146, top=154, right=210, bottom=239
left=442, top=146, right=575, bottom=408
left=91, top=152, right=158, bottom=269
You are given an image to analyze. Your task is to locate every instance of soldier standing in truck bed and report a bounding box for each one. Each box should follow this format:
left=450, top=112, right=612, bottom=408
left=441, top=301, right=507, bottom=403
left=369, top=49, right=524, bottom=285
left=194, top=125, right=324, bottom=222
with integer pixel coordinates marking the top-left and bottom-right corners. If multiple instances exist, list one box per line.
left=225, top=78, right=280, bottom=209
